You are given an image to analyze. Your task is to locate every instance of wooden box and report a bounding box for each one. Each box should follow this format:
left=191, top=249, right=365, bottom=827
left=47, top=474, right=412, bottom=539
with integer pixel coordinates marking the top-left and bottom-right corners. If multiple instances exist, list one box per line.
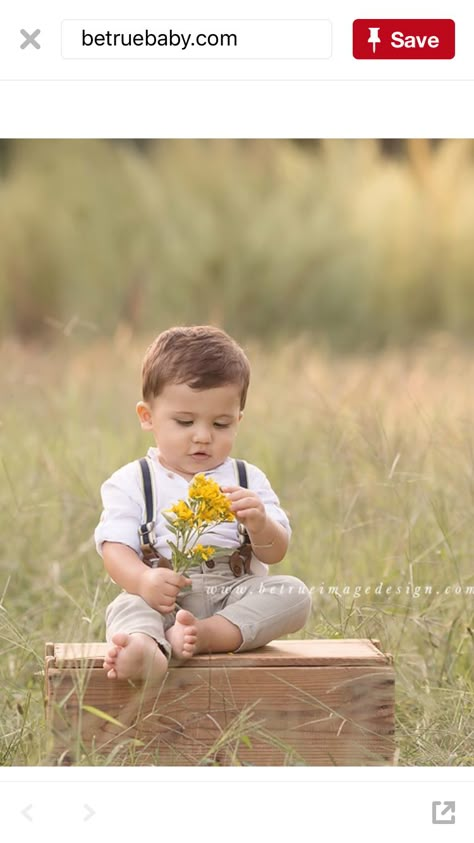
left=45, top=639, right=396, bottom=766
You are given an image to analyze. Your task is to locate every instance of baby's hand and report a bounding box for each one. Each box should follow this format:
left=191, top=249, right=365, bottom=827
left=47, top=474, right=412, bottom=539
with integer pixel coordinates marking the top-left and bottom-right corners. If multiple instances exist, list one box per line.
left=221, top=486, right=267, bottom=535
left=139, top=567, right=191, bottom=613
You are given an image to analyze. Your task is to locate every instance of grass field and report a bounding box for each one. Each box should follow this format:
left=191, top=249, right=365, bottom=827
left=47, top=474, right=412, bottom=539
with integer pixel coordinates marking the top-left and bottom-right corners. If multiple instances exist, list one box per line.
left=3, top=139, right=474, bottom=349
left=1, top=333, right=474, bottom=765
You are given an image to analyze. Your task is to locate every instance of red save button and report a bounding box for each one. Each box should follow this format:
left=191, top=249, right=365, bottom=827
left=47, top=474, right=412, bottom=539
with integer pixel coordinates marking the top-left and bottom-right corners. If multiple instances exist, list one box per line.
left=353, top=19, right=455, bottom=59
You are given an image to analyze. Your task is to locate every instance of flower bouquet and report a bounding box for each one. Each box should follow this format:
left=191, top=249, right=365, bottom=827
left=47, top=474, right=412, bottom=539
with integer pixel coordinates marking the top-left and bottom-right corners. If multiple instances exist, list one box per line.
left=162, top=474, right=236, bottom=585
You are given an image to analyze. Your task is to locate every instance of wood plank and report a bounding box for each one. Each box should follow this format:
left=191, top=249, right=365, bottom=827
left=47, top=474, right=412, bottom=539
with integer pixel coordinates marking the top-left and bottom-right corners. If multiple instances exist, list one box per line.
left=52, top=638, right=390, bottom=669
left=46, top=663, right=395, bottom=766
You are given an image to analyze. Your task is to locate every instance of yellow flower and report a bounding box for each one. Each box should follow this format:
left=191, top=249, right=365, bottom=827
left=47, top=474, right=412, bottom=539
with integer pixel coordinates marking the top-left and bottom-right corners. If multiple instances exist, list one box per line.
left=162, top=473, right=235, bottom=573
left=188, top=473, right=213, bottom=498
left=188, top=474, right=235, bottom=523
left=167, top=500, right=194, bottom=523
left=192, top=544, right=215, bottom=561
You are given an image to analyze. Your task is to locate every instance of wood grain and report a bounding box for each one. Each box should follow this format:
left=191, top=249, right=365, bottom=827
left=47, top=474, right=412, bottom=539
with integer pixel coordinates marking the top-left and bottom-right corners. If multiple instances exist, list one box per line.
left=45, top=639, right=396, bottom=766
left=52, top=638, right=391, bottom=668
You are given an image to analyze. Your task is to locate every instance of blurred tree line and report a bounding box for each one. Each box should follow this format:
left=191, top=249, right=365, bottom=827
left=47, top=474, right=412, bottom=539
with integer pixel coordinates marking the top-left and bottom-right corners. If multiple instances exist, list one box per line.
left=1, top=138, right=474, bottom=349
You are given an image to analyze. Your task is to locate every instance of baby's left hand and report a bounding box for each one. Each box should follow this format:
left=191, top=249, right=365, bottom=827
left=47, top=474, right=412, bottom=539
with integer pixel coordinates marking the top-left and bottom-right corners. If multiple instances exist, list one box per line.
left=221, top=486, right=267, bottom=535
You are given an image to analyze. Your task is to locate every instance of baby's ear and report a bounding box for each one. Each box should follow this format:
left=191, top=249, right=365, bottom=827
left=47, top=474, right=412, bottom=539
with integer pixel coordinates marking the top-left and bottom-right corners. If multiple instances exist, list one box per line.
left=136, top=401, right=153, bottom=430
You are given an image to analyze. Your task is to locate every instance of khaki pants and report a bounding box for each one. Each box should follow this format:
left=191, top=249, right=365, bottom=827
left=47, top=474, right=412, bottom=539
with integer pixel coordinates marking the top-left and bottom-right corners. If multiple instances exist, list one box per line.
left=105, top=560, right=312, bottom=660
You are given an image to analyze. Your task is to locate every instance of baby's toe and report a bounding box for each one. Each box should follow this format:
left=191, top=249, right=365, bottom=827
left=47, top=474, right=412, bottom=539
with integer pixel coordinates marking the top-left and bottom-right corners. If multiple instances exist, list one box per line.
left=184, top=636, right=196, bottom=646
left=105, top=646, right=118, bottom=660
left=112, top=632, right=130, bottom=648
left=104, top=649, right=117, bottom=661
left=183, top=634, right=197, bottom=651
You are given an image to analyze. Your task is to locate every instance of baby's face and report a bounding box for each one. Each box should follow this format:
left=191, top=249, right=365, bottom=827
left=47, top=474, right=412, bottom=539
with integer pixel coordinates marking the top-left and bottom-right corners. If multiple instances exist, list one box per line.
left=137, top=382, right=243, bottom=479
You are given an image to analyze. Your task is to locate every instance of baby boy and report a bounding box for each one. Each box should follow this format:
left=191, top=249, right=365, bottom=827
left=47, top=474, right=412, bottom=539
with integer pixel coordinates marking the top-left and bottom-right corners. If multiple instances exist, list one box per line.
left=94, top=325, right=311, bottom=682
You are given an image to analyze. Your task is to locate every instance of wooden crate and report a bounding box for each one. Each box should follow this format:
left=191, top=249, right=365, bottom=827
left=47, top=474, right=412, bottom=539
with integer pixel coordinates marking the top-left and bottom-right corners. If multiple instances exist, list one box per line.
left=44, top=638, right=396, bottom=766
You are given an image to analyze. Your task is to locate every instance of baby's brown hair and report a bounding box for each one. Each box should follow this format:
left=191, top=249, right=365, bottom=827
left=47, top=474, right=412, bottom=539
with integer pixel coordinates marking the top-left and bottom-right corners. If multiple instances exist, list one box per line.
left=141, top=326, right=251, bottom=410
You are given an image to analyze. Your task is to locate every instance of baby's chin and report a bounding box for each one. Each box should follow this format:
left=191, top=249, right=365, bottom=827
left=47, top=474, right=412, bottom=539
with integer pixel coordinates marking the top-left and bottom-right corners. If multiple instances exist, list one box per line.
left=188, top=452, right=231, bottom=471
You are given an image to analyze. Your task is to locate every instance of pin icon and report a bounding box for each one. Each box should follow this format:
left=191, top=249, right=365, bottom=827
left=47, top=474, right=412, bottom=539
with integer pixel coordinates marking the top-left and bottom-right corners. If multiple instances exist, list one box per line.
left=368, top=27, right=381, bottom=53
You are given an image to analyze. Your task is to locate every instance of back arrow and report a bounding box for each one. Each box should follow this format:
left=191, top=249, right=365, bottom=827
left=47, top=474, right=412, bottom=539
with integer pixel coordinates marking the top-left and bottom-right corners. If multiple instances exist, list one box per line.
left=84, top=804, right=95, bottom=822
left=21, top=804, right=33, bottom=822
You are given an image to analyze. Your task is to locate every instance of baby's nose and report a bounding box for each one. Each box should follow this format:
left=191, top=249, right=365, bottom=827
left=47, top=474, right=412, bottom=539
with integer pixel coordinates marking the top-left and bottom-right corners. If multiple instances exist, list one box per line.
left=192, top=427, right=212, bottom=442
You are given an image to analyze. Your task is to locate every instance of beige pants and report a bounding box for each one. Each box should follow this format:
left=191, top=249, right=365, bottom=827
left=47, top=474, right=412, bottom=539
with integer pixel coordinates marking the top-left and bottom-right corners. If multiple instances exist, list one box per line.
left=105, top=559, right=312, bottom=660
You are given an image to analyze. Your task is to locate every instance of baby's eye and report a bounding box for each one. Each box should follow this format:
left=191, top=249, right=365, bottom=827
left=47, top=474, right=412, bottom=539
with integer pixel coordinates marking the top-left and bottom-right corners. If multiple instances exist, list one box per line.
left=175, top=420, right=193, bottom=426
left=214, top=422, right=230, bottom=428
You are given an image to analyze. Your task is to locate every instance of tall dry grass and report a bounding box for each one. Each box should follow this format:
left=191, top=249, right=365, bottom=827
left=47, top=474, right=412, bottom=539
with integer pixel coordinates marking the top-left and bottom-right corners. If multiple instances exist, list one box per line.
left=2, top=140, right=474, bottom=347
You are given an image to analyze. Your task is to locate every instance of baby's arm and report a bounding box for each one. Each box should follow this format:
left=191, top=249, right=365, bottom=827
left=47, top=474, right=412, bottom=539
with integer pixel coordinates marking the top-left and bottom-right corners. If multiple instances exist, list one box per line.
left=102, top=541, right=191, bottom=613
left=221, top=487, right=289, bottom=565
left=246, top=518, right=289, bottom=566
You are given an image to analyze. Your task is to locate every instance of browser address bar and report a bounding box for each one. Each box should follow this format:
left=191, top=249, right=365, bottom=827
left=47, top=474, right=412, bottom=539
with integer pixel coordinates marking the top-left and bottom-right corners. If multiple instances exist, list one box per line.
left=61, top=19, right=332, bottom=60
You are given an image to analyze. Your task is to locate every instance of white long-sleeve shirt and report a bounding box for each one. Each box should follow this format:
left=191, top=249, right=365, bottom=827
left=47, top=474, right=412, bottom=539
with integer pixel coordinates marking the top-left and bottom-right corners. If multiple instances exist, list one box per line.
left=94, top=447, right=291, bottom=576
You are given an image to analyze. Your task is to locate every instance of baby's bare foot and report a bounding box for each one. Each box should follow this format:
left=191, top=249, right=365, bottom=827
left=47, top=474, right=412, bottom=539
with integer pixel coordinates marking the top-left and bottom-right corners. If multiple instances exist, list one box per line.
left=103, top=632, right=168, bottom=681
left=165, top=609, right=198, bottom=660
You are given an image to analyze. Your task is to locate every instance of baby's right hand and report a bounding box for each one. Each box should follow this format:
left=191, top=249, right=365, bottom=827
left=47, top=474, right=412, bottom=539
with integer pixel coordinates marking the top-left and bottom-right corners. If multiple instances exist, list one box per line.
left=139, top=566, right=192, bottom=613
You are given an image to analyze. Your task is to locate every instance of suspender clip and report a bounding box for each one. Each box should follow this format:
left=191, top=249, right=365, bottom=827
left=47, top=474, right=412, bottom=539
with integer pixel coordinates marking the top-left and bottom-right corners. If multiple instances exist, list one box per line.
left=138, top=519, right=157, bottom=548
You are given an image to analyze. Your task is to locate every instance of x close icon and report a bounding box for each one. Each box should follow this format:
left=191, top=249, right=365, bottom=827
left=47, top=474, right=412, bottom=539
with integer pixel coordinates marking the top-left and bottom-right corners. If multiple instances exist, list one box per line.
left=20, top=29, right=41, bottom=50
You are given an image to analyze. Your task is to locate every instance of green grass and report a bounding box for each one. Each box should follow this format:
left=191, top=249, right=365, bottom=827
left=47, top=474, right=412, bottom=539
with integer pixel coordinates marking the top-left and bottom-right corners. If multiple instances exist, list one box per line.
left=1, top=334, right=474, bottom=765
